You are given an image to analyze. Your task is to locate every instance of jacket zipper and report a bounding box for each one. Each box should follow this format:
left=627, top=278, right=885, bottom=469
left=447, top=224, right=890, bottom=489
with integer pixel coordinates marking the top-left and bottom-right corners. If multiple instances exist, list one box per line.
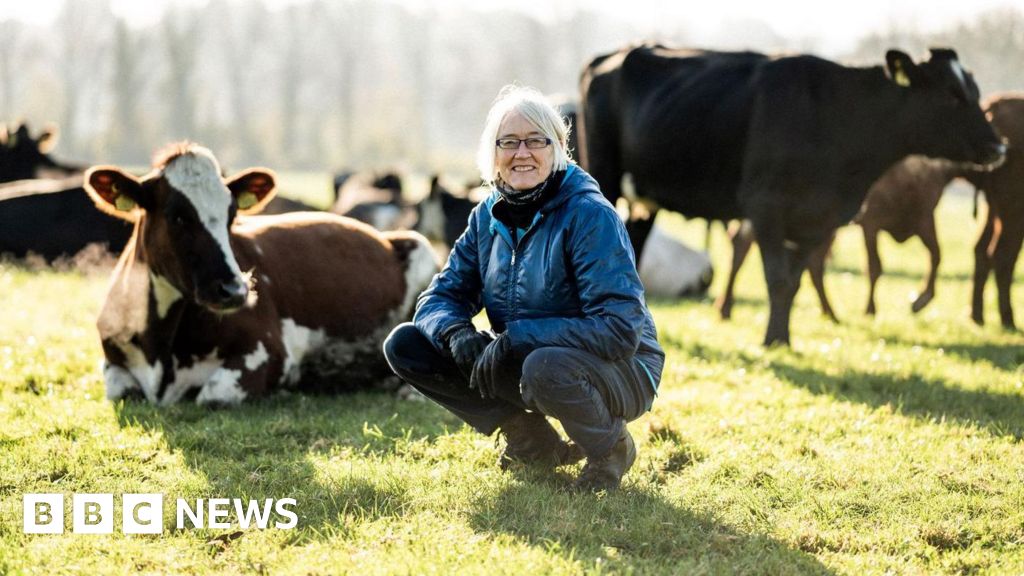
left=508, top=245, right=518, bottom=319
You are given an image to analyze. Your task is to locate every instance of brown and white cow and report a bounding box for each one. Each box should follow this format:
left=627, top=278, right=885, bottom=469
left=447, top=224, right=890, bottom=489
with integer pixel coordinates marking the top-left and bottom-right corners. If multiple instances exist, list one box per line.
left=85, top=143, right=438, bottom=406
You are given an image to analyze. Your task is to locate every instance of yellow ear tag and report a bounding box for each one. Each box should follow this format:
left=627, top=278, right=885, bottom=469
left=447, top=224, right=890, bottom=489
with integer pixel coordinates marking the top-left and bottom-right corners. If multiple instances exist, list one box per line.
left=114, top=195, right=136, bottom=212
left=237, top=191, right=258, bottom=210
left=894, top=66, right=910, bottom=88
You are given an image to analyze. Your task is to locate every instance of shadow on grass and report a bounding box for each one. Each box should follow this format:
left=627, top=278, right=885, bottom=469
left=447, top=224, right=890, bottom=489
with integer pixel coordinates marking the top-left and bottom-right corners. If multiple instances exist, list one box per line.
left=822, top=260, right=972, bottom=283
left=114, top=391, right=456, bottom=540
left=672, top=339, right=1024, bottom=440
left=470, top=479, right=835, bottom=574
left=871, top=330, right=1024, bottom=372
left=766, top=360, right=1024, bottom=440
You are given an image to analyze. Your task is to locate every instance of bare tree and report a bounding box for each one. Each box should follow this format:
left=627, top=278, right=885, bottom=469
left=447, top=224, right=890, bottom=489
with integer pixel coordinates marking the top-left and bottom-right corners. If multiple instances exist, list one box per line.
left=162, top=4, right=202, bottom=141
left=0, top=20, right=24, bottom=119
left=107, top=19, right=147, bottom=163
left=55, top=0, right=113, bottom=158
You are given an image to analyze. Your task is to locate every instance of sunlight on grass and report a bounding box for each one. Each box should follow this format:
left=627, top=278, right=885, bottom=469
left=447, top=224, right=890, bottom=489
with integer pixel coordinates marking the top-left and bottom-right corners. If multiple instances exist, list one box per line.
left=1, top=185, right=1023, bottom=574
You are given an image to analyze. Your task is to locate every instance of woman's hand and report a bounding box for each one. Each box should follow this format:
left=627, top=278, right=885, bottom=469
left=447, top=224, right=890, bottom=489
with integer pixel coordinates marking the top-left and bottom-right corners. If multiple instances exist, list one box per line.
left=470, top=334, right=511, bottom=398
left=447, top=326, right=491, bottom=378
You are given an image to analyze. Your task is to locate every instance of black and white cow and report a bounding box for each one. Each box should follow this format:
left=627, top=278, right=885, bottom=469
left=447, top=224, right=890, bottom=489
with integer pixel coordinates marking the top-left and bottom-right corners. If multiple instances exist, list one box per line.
left=85, top=143, right=438, bottom=406
left=581, top=45, right=1004, bottom=345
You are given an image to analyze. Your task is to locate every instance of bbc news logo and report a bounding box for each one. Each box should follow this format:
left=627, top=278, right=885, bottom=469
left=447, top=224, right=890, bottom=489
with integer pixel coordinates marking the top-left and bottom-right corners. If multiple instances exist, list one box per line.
left=23, top=494, right=298, bottom=534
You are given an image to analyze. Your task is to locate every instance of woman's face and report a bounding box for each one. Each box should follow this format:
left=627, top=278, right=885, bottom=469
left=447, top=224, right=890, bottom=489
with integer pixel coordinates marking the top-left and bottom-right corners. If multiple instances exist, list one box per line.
left=496, top=111, right=555, bottom=191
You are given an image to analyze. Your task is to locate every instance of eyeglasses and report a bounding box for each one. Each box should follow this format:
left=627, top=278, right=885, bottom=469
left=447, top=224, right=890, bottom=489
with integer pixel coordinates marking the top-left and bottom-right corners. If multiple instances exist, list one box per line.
left=496, top=137, right=552, bottom=150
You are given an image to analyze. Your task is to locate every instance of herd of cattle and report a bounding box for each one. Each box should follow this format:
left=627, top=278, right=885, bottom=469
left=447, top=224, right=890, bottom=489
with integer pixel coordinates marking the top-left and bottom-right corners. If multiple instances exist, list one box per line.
left=1, top=44, right=1021, bottom=406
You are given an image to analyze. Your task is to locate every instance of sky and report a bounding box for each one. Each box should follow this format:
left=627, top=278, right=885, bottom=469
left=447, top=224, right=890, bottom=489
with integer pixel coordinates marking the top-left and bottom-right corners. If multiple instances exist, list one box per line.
left=0, top=0, right=1021, bottom=54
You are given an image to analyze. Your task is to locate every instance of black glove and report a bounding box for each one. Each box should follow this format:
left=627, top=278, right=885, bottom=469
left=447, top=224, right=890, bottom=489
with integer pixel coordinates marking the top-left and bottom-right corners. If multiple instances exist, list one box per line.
left=470, top=333, right=511, bottom=399
left=446, top=325, right=490, bottom=378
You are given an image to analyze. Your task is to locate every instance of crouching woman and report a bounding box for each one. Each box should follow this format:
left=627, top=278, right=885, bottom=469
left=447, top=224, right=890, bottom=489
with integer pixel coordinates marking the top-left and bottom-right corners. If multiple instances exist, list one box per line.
left=384, top=86, right=664, bottom=491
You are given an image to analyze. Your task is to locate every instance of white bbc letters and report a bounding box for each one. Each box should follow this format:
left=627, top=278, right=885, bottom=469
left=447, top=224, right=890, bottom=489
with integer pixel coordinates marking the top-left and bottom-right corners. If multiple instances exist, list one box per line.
left=123, top=494, right=163, bottom=534
left=24, top=494, right=298, bottom=533
left=23, top=494, right=64, bottom=534
left=73, top=494, right=114, bottom=534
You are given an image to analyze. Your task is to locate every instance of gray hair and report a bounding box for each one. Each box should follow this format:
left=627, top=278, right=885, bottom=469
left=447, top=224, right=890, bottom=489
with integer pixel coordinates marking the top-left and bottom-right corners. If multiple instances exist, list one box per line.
left=476, top=85, right=571, bottom=184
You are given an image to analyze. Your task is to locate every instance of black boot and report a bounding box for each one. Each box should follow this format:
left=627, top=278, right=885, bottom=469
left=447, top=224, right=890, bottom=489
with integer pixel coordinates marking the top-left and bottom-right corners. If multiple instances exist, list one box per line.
left=573, top=426, right=636, bottom=492
left=498, top=411, right=584, bottom=470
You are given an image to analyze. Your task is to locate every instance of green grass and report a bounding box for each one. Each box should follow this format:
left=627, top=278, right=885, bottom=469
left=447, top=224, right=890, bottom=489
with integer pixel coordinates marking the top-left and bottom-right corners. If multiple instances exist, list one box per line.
left=1, top=186, right=1023, bottom=575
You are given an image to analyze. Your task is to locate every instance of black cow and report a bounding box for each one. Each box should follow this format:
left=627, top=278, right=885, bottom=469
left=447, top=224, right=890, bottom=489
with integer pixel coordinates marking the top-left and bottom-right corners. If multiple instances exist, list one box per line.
left=0, top=121, right=131, bottom=261
left=717, top=157, right=963, bottom=322
left=331, top=171, right=411, bottom=231
left=580, top=44, right=1004, bottom=345
left=0, top=122, right=81, bottom=182
left=414, top=175, right=479, bottom=250
left=0, top=176, right=132, bottom=261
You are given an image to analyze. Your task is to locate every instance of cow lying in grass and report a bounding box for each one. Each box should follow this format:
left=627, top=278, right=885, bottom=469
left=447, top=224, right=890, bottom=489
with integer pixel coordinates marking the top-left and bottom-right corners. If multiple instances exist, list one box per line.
left=85, top=143, right=438, bottom=406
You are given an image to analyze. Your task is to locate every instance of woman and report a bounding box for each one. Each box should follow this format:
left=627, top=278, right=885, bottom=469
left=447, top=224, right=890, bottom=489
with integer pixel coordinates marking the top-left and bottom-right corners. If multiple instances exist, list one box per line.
left=383, top=86, right=664, bottom=491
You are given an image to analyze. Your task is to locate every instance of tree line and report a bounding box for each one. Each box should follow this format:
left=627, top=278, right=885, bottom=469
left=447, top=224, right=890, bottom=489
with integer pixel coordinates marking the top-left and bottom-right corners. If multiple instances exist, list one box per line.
left=2, top=0, right=1022, bottom=175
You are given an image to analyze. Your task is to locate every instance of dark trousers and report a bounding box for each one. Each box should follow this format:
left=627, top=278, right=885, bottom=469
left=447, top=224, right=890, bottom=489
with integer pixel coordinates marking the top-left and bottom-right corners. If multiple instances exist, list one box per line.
left=383, top=323, right=655, bottom=458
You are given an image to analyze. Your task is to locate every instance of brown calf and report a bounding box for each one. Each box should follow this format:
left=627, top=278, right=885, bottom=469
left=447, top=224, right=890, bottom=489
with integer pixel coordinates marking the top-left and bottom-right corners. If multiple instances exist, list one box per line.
left=85, top=143, right=438, bottom=406
left=966, top=94, right=1024, bottom=329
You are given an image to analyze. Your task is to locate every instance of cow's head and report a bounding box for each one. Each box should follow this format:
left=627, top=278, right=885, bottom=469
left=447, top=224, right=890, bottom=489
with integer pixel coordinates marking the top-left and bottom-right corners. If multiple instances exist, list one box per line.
left=0, top=122, right=61, bottom=182
left=85, top=143, right=276, bottom=312
left=885, top=48, right=1005, bottom=168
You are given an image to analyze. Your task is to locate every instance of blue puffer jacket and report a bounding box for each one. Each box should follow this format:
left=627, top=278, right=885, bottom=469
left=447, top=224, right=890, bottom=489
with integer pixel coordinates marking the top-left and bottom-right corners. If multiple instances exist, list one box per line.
left=414, top=164, right=665, bottom=389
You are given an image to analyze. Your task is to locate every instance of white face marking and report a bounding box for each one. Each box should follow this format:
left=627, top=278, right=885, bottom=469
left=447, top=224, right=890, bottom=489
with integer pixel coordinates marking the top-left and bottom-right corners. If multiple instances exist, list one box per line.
left=151, top=273, right=182, bottom=319
left=280, top=318, right=327, bottom=385
left=159, top=351, right=222, bottom=405
left=244, top=341, right=269, bottom=371
left=195, top=368, right=246, bottom=406
left=638, top=226, right=712, bottom=298
left=949, top=60, right=967, bottom=94
left=163, top=147, right=243, bottom=279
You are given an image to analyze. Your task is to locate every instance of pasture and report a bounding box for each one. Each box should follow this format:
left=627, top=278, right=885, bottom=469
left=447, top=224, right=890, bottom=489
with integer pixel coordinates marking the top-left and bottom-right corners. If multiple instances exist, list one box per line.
left=1, top=176, right=1022, bottom=575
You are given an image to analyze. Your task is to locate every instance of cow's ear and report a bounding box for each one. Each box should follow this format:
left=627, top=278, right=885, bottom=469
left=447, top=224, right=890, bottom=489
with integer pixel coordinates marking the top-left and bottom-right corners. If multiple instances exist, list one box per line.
left=85, top=166, right=144, bottom=221
left=226, top=168, right=277, bottom=214
left=36, top=124, right=59, bottom=154
left=12, top=123, right=30, bottom=145
left=885, top=50, right=917, bottom=88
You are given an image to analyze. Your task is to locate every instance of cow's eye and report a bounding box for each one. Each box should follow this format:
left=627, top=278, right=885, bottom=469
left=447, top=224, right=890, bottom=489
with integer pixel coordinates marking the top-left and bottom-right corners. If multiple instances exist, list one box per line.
left=172, top=211, right=191, bottom=226
left=946, top=88, right=965, bottom=106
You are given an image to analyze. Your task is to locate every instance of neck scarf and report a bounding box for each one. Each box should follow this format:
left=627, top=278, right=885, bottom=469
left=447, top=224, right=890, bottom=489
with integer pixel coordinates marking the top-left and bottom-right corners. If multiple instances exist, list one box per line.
left=492, top=170, right=565, bottom=230
left=496, top=170, right=557, bottom=206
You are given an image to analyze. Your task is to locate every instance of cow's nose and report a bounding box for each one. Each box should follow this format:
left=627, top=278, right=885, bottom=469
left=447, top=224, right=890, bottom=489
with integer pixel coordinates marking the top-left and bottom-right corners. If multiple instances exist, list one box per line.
left=216, top=278, right=248, bottom=309
left=981, top=142, right=1007, bottom=169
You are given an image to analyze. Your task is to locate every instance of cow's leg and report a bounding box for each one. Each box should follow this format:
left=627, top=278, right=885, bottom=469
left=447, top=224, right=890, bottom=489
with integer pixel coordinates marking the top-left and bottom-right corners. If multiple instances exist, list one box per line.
left=626, top=205, right=659, bottom=264
left=993, top=220, right=1024, bottom=330
left=194, top=344, right=275, bottom=407
left=715, top=219, right=754, bottom=320
left=195, top=368, right=248, bottom=407
left=971, top=212, right=997, bottom=325
left=911, top=215, right=941, bottom=314
left=807, top=231, right=838, bottom=323
left=756, top=223, right=813, bottom=347
left=103, top=361, right=143, bottom=401
left=864, top=223, right=883, bottom=316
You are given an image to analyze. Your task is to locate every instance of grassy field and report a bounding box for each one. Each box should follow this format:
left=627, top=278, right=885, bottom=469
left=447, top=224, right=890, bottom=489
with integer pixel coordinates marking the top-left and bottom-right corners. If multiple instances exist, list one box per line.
left=1, top=180, right=1022, bottom=575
